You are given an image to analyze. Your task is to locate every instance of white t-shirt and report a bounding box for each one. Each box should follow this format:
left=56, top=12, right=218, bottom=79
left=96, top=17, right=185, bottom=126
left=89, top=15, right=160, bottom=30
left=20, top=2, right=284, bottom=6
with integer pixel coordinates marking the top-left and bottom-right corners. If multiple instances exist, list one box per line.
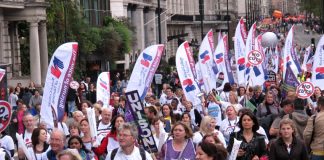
left=193, top=130, right=227, bottom=148
left=219, top=117, right=240, bottom=144
left=105, top=146, right=152, bottom=160
left=27, top=146, right=50, bottom=160
left=107, top=137, right=119, bottom=153
left=22, top=130, right=33, bottom=149
left=0, top=135, right=15, bottom=157
left=58, top=122, right=70, bottom=136
left=97, top=121, right=111, bottom=142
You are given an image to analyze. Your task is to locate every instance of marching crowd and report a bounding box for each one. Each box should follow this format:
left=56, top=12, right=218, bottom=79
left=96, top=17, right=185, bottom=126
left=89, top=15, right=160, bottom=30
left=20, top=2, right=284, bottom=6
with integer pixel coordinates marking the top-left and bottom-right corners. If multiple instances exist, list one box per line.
left=2, top=72, right=324, bottom=160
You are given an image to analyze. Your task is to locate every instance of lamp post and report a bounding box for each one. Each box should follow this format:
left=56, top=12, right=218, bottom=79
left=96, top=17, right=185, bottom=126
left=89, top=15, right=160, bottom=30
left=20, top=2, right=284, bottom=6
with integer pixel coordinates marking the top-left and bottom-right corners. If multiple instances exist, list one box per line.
left=157, top=0, right=162, bottom=44
left=199, top=0, right=204, bottom=40
left=64, top=0, right=67, bottom=42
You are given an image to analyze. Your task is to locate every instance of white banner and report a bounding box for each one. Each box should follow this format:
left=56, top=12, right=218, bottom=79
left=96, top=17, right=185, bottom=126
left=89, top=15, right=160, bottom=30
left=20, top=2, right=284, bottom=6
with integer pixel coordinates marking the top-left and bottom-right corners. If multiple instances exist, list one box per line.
left=244, top=23, right=256, bottom=84
left=311, top=35, right=324, bottom=89
left=234, top=18, right=247, bottom=86
left=198, top=29, right=217, bottom=93
left=86, top=107, right=99, bottom=146
left=247, top=35, right=266, bottom=87
left=0, top=68, right=5, bottom=82
left=214, top=35, right=232, bottom=90
left=96, top=72, right=110, bottom=108
left=41, top=42, right=78, bottom=128
left=283, top=25, right=301, bottom=78
left=176, top=41, right=201, bottom=106
left=228, top=138, right=243, bottom=160
left=302, top=46, right=312, bottom=72
left=126, top=44, right=164, bottom=99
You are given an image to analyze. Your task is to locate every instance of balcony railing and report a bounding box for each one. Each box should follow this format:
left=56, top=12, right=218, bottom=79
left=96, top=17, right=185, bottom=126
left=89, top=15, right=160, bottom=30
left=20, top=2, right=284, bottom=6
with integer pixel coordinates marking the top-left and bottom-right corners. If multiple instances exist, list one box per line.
left=171, top=14, right=231, bottom=22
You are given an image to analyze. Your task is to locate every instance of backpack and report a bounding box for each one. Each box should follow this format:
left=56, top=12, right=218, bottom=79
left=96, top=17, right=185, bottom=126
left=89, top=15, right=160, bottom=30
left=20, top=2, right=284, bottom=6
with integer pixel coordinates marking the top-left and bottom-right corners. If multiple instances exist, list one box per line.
left=111, top=147, right=146, bottom=160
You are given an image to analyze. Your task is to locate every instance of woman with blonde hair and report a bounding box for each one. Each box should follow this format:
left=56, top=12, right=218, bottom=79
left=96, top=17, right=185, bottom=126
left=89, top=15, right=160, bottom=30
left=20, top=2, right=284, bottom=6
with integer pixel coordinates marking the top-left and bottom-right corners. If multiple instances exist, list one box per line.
left=57, top=149, right=82, bottom=160
left=269, top=118, right=308, bottom=160
left=193, top=116, right=226, bottom=147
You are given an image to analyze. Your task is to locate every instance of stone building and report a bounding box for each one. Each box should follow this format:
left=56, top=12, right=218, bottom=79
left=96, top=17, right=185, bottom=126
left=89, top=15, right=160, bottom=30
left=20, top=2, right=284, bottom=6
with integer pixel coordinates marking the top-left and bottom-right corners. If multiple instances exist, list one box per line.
left=166, top=0, right=237, bottom=59
left=0, top=0, right=48, bottom=86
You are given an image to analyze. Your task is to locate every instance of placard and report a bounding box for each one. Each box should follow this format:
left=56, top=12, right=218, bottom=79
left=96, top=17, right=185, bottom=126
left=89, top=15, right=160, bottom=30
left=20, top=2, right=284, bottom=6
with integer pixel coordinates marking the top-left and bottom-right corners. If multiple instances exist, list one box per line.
left=296, top=82, right=314, bottom=99
left=247, top=50, right=264, bottom=66
left=125, top=90, right=158, bottom=153
left=0, top=101, right=11, bottom=132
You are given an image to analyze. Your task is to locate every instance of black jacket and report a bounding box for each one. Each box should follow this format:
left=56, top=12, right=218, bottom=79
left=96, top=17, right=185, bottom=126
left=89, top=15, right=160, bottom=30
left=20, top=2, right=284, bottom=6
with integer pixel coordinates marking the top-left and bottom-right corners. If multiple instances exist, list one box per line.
left=269, top=136, right=309, bottom=160
left=227, top=131, right=267, bottom=160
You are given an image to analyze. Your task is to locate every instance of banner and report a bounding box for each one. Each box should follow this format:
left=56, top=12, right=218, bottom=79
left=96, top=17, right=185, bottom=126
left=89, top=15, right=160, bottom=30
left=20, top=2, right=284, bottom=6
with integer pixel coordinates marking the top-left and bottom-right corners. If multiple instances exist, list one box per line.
left=0, top=101, right=11, bottom=133
left=301, top=46, right=313, bottom=72
left=214, top=35, right=234, bottom=90
left=126, top=45, right=164, bottom=99
left=0, top=68, right=5, bottom=82
left=247, top=35, right=266, bottom=87
left=41, top=42, right=78, bottom=128
left=244, top=23, right=256, bottom=84
left=86, top=108, right=99, bottom=146
left=198, top=29, right=217, bottom=93
left=195, top=63, right=204, bottom=90
left=126, top=90, right=157, bottom=153
left=96, top=72, right=110, bottom=108
left=283, top=25, right=301, bottom=78
left=176, top=41, right=202, bottom=107
left=311, top=35, right=324, bottom=89
left=228, top=138, right=243, bottom=160
left=282, top=64, right=300, bottom=97
left=218, top=32, right=223, bottom=43
left=273, top=45, right=280, bottom=73
left=234, top=18, right=247, bottom=85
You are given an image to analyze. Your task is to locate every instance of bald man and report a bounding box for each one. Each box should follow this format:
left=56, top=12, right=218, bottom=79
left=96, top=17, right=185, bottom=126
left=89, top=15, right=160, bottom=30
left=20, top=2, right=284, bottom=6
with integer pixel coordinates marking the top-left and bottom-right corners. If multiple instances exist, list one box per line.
left=47, top=129, right=66, bottom=160
left=97, top=107, right=112, bottom=142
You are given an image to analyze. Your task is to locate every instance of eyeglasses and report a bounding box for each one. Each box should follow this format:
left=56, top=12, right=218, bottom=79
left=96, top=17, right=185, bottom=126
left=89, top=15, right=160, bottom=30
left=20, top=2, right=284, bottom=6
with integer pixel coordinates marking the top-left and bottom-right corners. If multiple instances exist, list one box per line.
left=118, top=134, right=132, bottom=138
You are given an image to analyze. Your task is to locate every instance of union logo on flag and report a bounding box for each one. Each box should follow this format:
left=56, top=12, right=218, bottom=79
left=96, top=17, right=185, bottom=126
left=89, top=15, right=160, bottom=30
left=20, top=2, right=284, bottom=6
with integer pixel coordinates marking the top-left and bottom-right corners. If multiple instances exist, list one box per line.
left=182, top=79, right=196, bottom=92
left=315, top=67, right=324, bottom=79
left=215, top=53, right=224, bottom=64
left=140, top=53, right=152, bottom=68
left=200, top=50, right=210, bottom=64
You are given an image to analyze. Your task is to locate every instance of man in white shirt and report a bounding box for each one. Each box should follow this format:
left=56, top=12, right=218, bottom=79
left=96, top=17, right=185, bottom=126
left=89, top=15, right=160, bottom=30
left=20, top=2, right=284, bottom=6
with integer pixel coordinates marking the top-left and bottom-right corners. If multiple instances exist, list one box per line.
left=17, top=113, right=36, bottom=159
left=106, top=123, right=152, bottom=160
left=159, top=87, right=174, bottom=105
left=97, top=107, right=112, bottom=142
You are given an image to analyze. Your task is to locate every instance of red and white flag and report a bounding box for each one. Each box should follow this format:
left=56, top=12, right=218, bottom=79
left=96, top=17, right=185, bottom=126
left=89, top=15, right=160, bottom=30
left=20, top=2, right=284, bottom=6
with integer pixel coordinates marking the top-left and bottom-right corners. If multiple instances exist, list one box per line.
left=0, top=68, right=5, bottom=82
left=41, top=42, right=78, bottom=128
left=96, top=72, right=110, bottom=108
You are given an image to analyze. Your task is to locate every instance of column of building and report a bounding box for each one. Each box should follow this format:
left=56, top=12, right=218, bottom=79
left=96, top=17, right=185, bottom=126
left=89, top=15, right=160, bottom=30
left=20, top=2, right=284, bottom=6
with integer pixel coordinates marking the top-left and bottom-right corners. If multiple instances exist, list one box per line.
left=133, top=5, right=145, bottom=51
left=39, top=21, right=48, bottom=85
left=29, top=21, right=41, bottom=85
left=145, top=7, right=157, bottom=46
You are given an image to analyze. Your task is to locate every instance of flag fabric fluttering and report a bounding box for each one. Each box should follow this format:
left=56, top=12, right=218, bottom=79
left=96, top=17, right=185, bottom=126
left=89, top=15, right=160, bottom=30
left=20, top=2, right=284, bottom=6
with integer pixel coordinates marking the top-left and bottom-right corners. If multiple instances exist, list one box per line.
left=126, top=44, right=164, bottom=99
left=283, top=25, right=301, bottom=78
left=41, top=42, right=78, bottom=128
left=214, top=35, right=234, bottom=90
left=234, top=18, right=247, bottom=86
left=311, top=35, right=324, bottom=89
left=176, top=41, right=202, bottom=107
left=198, top=29, right=218, bottom=93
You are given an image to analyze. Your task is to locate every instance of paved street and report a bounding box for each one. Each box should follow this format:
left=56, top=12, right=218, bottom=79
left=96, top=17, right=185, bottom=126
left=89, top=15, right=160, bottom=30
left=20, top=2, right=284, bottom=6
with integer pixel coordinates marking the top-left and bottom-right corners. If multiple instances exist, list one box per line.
left=294, top=24, right=322, bottom=47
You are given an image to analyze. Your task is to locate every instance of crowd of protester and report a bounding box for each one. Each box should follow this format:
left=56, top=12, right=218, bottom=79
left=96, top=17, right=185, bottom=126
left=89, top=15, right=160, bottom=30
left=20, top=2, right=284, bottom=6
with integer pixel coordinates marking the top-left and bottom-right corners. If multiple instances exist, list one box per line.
left=1, top=66, right=324, bottom=160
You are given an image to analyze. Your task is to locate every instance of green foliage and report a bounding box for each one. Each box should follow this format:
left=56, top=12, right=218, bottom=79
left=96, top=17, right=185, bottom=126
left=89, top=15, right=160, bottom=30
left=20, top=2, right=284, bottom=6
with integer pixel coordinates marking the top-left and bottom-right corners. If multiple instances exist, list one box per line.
left=300, top=0, right=323, bottom=16
left=46, top=0, right=133, bottom=78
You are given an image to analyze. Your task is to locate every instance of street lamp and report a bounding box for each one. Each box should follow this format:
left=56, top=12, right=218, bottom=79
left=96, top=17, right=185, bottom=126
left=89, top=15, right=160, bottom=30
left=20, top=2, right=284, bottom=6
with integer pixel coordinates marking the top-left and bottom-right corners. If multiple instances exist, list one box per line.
left=199, top=0, right=204, bottom=40
left=157, top=0, right=162, bottom=44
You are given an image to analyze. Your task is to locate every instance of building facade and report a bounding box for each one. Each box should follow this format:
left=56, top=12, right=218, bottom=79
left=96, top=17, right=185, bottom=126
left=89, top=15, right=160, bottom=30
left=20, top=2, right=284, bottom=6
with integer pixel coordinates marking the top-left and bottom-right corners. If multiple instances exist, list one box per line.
left=166, top=0, right=237, bottom=59
left=0, top=0, right=48, bottom=86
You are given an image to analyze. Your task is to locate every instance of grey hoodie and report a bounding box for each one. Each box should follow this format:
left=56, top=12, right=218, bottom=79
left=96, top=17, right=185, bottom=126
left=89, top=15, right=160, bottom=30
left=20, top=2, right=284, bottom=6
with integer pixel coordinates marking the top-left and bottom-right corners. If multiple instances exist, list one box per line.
left=283, top=110, right=309, bottom=140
